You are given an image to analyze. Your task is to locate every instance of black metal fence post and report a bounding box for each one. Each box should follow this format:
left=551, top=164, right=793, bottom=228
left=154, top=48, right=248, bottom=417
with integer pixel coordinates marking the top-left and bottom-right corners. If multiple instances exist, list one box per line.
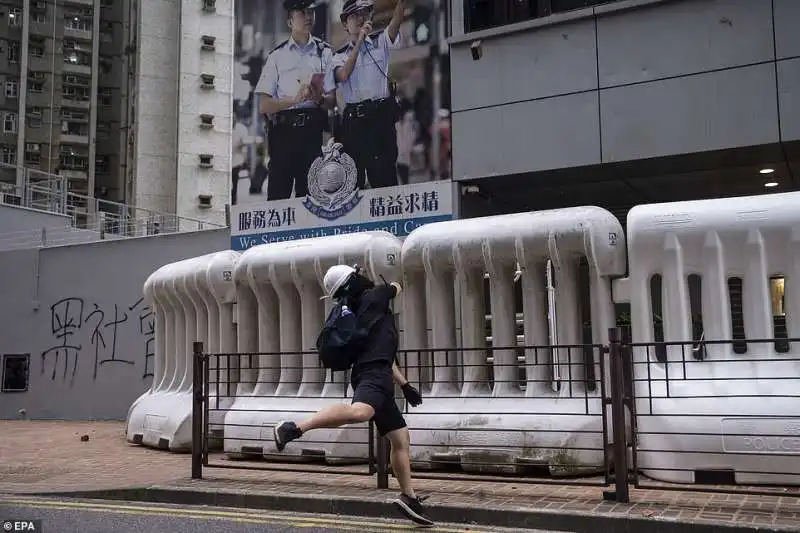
left=191, top=341, right=205, bottom=480
left=603, top=327, right=630, bottom=503
left=376, top=433, right=390, bottom=489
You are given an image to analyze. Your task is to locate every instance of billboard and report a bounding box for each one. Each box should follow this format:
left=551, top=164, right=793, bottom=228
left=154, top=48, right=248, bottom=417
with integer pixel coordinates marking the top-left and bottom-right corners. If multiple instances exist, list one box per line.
left=231, top=0, right=452, bottom=251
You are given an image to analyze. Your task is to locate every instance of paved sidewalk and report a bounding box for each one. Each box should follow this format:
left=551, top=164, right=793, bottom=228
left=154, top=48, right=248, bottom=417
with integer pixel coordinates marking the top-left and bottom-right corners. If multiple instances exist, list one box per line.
left=2, top=421, right=799, bottom=532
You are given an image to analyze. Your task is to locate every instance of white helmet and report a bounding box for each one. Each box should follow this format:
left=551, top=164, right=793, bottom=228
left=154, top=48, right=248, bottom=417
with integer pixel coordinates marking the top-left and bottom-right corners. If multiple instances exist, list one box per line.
left=321, top=264, right=356, bottom=300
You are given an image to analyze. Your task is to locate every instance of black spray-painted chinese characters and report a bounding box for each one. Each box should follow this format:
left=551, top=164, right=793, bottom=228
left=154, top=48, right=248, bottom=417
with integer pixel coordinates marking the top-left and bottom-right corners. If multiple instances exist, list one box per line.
left=129, top=296, right=155, bottom=379
left=42, top=296, right=155, bottom=385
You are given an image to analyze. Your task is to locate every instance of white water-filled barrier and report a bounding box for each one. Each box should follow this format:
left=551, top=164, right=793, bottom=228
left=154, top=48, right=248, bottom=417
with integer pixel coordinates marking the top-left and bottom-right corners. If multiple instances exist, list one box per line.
left=400, top=206, right=627, bottom=474
left=613, top=192, right=800, bottom=485
left=129, top=195, right=800, bottom=488
left=222, top=231, right=403, bottom=462
left=125, top=250, right=239, bottom=451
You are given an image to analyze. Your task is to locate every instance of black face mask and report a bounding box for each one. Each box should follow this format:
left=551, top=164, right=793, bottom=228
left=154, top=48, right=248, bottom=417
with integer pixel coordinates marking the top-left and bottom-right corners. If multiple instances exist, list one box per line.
left=335, top=273, right=374, bottom=302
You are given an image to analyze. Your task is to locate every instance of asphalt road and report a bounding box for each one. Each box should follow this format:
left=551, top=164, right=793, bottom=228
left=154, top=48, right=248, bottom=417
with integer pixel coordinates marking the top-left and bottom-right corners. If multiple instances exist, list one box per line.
left=0, top=496, right=567, bottom=533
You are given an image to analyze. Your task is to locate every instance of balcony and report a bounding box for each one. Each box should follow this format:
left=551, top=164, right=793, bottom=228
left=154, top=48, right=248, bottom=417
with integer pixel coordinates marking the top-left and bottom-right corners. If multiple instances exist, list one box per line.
left=61, top=134, right=89, bottom=145
left=63, top=25, right=93, bottom=41
left=28, top=20, right=54, bottom=37
left=60, top=169, right=88, bottom=183
left=27, top=55, right=51, bottom=72
left=61, top=98, right=91, bottom=110
left=63, top=62, right=92, bottom=76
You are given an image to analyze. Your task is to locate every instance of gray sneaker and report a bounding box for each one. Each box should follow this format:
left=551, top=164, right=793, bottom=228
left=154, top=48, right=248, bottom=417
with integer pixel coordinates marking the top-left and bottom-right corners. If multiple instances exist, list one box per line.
left=273, top=421, right=302, bottom=451
left=392, top=493, right=434, bottom=526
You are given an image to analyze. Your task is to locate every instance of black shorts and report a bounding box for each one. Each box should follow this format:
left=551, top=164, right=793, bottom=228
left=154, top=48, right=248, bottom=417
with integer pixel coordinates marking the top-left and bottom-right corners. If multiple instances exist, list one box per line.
left=350, top=362, right=407, bottom=437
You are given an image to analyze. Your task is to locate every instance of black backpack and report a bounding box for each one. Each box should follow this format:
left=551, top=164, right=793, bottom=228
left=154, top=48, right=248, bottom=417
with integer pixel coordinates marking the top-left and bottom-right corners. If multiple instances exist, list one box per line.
left=316, top=301, right=363, bottom=371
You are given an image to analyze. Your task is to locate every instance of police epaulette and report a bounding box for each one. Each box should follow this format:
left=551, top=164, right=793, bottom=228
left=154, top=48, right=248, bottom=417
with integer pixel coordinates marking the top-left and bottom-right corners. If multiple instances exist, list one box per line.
left=315, top=38, right=332, bottom=49
left=268, top=40, right=289, bottom=54
left=335, top=43, right=351, bottom=54
left=369, top=30, right=382, bottom=39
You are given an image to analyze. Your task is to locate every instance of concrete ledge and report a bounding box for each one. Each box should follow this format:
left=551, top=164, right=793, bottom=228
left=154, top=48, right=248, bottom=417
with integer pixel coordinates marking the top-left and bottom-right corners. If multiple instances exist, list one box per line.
left=36, top=485, right=796, bottom=533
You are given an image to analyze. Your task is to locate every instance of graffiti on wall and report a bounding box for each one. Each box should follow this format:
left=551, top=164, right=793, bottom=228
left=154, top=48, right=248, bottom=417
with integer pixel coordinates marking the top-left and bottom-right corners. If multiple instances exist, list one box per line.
left=41, top=296, right=155, bottom=385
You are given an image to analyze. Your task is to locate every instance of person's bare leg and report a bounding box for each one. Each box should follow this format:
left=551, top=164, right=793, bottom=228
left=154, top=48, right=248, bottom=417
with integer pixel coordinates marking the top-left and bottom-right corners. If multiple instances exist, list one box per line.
left=386, top=427, right=415, bottom=498
left=297, top=402, right=374, bottom=433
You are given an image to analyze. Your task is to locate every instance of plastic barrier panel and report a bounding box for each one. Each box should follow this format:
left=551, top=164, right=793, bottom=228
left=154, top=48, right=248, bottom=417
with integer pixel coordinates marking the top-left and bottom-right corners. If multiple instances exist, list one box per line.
left=613, top=192, right=800, bottom=485
left=223, top=231, right=403, bottom=463
left=126, top=250, right=239, bottom=451
left=401, top=207, right=627, bottom=474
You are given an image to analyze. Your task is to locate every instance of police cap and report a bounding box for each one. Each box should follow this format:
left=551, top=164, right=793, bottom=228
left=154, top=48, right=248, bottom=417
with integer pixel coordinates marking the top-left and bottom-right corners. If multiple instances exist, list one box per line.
left=283, top=0, right=319, bottom=11
left=340, top=0, right=374, bottom=18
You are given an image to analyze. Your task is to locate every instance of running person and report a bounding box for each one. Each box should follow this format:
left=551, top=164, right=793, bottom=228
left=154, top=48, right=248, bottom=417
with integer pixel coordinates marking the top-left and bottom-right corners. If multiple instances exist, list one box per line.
left=273, top=264, right=434, bottom=526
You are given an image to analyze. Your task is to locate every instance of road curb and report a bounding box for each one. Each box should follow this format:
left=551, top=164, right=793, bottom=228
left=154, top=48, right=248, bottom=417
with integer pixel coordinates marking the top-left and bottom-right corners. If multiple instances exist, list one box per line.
left=32, top=486, right=795, bottom=533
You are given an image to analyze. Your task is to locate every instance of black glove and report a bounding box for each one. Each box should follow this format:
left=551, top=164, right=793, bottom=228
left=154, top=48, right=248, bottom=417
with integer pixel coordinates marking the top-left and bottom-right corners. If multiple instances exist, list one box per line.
left=401, top=383, right=423, bottom=407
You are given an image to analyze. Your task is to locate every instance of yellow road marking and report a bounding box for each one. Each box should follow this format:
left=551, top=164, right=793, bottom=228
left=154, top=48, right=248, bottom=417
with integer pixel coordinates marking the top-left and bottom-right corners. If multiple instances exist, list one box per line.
left=0, top=497, right=484, bottom=532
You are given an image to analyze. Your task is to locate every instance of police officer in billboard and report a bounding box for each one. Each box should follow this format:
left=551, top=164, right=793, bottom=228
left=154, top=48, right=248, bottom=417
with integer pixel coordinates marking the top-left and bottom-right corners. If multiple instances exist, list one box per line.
left=255, top=0, right=335, bottom=200
left=325, top=0, right=405, bottom=190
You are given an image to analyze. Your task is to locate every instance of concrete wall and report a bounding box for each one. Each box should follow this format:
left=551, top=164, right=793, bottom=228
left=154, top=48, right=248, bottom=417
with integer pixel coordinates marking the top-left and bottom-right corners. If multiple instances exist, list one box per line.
left=177, top=0, right=234, bottom=227
left=448, top=0, right=799, bottom=180
left=0, top=204, right=118, bottom=251
left=134, top=0, right=180, bottom=215
left=0, top=228, right=229, bottom=420
left=133, top=0, right=232, bottom=226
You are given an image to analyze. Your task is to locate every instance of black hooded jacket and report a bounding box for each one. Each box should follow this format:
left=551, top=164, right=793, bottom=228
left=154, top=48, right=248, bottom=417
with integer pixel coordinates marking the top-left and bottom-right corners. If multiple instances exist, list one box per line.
left=341, top=276, right=399, bottom=369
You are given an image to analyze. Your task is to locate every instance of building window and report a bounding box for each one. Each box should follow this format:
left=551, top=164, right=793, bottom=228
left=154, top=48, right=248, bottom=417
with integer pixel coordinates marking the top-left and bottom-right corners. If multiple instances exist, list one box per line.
left=65, top=15, right=93, bottom=32
left=96, top=122, right=110, bottom=138
left=98, top=88, right=113, bottom=107
left=100, top=30, right=113, bottom=44
left=27, top=108, right=42, bottom=128
left=0, top=145, right=16, bottom=165
left=29, top=44, right=45, bottom=57
left=8, top=8, right=22, bottom=27
left=4, top=80, right=18, bottom=98
left=8, top=41, right=20, bottom=63
left=463, top=0, right=615, bottom=33
left=101, top=0, right=114, bottom=6
left=95, top=155, right=108, bottom=173
left=62, top=120, right=88, bottom=136
left=65, top=50, right=92, bottom=67
left=63, top=85, right=90, bottom=101
left=33, top=12, right=47, bottom=24
left=60, top=146, right=89, bottom=170
left=3, top=113, right=17, bottom=134
left=1, top=354, right=30, bottom=393
left=24, top=143, right=40, bottom=165
left=28, top=82, right=44, bottom=93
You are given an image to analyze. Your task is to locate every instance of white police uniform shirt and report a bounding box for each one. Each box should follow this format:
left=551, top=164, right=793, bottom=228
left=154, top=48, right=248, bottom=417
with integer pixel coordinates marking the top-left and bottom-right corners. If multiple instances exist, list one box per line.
left=324, top=29, right=402, bottom=105
left=255, top=35, right=333, bottom=111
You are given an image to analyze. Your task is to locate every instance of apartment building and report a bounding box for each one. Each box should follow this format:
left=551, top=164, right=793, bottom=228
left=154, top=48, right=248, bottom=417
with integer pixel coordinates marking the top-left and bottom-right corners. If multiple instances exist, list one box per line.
left=0, top=0, right=136, bottom=204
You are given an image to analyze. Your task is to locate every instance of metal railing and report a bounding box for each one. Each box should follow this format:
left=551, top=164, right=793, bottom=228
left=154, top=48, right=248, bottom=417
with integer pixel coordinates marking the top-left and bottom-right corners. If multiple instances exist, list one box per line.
left=190, top=340, right=615, bottom=493
left=188, top=328, right=800, bottom=503
left=0, top=163, right=226, bottom=248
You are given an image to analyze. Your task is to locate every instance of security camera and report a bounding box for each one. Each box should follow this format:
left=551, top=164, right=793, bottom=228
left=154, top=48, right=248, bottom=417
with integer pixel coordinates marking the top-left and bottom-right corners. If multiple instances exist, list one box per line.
left=470, top=40, right=483, bottom=61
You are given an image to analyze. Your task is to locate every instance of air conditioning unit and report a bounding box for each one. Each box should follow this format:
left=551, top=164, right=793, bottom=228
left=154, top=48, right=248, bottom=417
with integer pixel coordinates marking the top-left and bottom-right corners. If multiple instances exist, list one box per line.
left=201, top=35, right=216, bottom=51
left=199, top=113, right=214, bottom=129
left=198, top=154, right=213, bottom=168
left=200, top=73, right=215, bottom=89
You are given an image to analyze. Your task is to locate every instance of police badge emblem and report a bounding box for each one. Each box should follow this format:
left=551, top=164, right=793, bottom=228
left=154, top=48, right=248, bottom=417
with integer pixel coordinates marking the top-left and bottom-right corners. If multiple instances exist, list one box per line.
left=302, top=138, right=362, bottom=220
